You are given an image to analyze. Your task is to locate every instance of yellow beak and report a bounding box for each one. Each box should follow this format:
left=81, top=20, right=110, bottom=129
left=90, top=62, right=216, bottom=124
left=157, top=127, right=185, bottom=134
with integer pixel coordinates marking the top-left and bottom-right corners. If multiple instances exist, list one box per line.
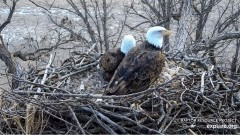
left=163, top=29, right=172, bottom=36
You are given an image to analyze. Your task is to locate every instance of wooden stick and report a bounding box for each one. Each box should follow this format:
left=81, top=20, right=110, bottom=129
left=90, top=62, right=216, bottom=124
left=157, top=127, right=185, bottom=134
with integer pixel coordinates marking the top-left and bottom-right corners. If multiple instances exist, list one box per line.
left=81, top=106, right=127, bottom=134
left=59, top=61, right=98, bottom=81
left=200, top=71, right=206, bottom=93
left=14, top=78, right=174, bottom=99
left=34, top=54, right=54, bottom=99
left=77, top=44, right=96, bottom=66
left=68, top=106, right=86, bottom=135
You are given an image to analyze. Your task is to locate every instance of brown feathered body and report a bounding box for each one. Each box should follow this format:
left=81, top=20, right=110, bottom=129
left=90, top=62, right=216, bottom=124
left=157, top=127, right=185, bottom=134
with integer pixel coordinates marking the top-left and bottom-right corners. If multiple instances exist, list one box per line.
left=105, top=41, right=165, bottom=95
left=99, top=48, right=125, bottom=81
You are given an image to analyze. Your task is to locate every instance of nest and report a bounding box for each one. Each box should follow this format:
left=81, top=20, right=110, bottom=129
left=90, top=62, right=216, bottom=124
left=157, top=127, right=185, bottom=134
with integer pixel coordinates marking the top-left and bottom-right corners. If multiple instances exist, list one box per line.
left=0, top=50, right=240, bottom=134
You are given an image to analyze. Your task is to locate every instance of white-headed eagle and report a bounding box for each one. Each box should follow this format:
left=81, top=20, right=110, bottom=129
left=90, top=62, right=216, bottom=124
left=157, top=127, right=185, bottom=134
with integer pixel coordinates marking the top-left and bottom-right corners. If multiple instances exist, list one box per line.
left=99, top=35, right=136, bottom=81
left=105, top=26, right=171, bottom=95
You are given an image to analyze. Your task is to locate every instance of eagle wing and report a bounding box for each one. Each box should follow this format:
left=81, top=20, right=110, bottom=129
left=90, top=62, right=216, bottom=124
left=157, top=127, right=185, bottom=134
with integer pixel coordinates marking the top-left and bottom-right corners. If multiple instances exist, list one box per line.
left=99, top=70, right=113, bottom=82
left=99, top=50, right=124, bottom=72
left=105, top=50, right=165, bottom=95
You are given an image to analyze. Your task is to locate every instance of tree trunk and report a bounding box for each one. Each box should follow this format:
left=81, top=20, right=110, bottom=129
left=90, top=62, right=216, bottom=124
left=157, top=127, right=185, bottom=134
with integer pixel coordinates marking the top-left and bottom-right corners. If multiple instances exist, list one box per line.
left=174, top=0, right=192, bottom=52
left=103, top=0, right=109, bottom=51
left=0, top=36, right=19, bottom=89
left=231, top=39, right=240, bottom=79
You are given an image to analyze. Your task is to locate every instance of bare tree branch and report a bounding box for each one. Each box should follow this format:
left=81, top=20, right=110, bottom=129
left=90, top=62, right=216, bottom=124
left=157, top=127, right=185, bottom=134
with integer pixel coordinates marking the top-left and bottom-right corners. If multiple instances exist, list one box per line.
left=208, top=32, right=240, bottom=48
left=0, top=0, right=17, bottom=33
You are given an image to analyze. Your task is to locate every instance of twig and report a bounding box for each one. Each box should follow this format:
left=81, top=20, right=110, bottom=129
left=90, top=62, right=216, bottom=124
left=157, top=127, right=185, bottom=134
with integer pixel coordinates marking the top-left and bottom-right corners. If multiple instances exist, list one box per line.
left=81, top=106, right=127, bottom=134
left=14, top=77, right=175, bottom=99
left=43, top=109, right=78, bottom=128
left=83, top=116, right=95, bottom=129
left=0, top=1, right=17, bottom=33
left=201, top=94, right=216, bottom=105
left=16, top=78, right=70, bottom=94
left=188, top=128, right=197, bottom=135
left=34, top=53, right=54, bottom=99
left=157, top=99, right=165, bottom=125
left=28, top=0, right=51, bottom=13
left=95, top=119, right=117, bottom=135
left=77, top=44, right=96, bottom=66
left=180, top=89, right=192, bottom=113
left=99, top=104, right=140, bottom=113
left=58, top=61, right=98, bottom=81
left=200, top=71, right=206, bottom=93
left=209, top=65, right=215, bottom=88
left=68, top=106, right=86, bottom=135
left=98, top=107, right=162, bottom=134
left=122, top=127, right=141, bottom=134
left=85, top=106, right=118, bottom=135
left=162, top=109, right=181, bottom=133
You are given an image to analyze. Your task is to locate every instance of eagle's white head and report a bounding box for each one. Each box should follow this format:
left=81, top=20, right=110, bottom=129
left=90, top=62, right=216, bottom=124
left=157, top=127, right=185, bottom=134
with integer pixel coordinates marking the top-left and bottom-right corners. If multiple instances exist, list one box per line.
left=146, top=26, right=171, bottom=48
left=120, top=35, right=136, bottom=54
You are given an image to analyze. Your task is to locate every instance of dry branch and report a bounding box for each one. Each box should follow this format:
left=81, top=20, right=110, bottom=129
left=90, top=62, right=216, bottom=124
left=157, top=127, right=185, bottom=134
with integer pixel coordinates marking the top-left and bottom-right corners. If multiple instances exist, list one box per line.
left=208, top=32, right=240, bottom=49
left=1, top=52, right=238, bottom=134
left=1, top=0, right=240, bottom=134
left=68, top=106, right=86, bottom=135
left=0, top=0, right=17, bottom=33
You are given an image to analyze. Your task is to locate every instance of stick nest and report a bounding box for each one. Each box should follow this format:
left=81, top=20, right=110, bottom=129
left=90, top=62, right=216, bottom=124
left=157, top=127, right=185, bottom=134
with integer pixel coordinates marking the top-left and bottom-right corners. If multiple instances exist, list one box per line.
left=1, top=51, right=239, bottom=134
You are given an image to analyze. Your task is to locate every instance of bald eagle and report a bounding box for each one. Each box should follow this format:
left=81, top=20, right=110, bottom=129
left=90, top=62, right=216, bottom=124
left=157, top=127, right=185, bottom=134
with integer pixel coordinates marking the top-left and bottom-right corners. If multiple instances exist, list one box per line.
left=105, top=26, right=171, bottom=95
left=99, top=35, right=136, bottom=81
